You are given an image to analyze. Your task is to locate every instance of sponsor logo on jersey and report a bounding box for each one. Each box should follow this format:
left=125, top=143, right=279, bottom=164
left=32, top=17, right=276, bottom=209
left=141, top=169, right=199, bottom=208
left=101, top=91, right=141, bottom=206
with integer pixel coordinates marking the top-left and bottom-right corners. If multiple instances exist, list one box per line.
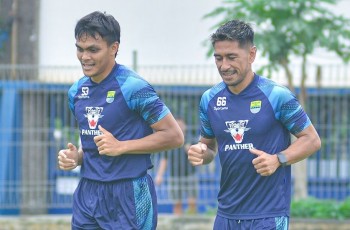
left=83, top=107, right=104, bottom=133
left=214, top=96, right=228, bottom=111
left=78, top=87, right=90, bottom=99
left=106, top=91, right=116, bottom=103
left=224, top=120, right=253, bottom=151
left=224, top=142, right=254, bottom=151
left=250, top=100, right=261, bottom=114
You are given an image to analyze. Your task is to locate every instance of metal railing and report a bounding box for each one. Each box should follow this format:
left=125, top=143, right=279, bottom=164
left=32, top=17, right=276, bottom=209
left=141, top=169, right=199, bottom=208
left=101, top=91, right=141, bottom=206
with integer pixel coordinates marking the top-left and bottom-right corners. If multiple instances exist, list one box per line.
left=0, top=64, right=349, bottom=214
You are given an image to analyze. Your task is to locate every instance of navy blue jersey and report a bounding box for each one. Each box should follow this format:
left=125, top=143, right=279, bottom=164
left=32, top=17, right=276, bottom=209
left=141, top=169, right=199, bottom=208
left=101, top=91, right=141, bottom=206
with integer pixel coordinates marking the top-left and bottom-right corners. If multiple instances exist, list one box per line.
left=68, top=64, right=170, bottom=182
left=200, top=74, right=311, bottom=220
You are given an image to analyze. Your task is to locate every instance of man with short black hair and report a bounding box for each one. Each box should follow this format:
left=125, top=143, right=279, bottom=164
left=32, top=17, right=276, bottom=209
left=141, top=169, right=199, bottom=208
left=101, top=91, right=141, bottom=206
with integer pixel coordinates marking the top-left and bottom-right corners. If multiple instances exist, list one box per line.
left=188, top=19, right=321, bottom=229
left=58, top=11, right=184, bottom=230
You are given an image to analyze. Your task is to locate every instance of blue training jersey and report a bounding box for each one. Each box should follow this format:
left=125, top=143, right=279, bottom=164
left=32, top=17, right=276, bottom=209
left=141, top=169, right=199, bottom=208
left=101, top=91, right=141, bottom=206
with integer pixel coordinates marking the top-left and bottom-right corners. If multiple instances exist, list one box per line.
left=200, top=74, right=311, bottom=220
left=68, top=64, right=170, bottom=182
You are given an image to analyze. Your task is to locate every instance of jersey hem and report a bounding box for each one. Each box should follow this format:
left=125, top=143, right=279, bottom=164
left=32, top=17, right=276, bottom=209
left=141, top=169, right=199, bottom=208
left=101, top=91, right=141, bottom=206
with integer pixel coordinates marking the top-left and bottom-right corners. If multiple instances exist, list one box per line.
left=217, top=210, right=290, bottom=220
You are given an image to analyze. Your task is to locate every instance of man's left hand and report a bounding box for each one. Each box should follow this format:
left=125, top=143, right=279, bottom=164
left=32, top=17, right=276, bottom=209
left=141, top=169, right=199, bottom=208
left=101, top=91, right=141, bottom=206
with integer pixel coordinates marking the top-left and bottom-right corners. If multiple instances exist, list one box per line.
left=250, top=148, right=280, bottom=176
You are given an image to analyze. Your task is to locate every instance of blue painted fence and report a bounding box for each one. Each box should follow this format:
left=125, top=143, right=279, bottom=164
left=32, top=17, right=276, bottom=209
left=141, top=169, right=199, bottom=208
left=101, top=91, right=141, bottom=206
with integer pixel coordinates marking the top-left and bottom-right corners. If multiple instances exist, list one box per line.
left=0, top=81, right=349, bottom=215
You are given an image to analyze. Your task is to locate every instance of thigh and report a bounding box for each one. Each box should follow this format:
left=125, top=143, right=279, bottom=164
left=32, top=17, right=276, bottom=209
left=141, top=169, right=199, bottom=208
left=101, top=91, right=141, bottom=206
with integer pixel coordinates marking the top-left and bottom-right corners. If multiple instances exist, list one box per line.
left=71, top=178, right=101, bottom=230
left=95, top=174, right=158, bottom=230
left=213, top=215, right=238, bottom=230
left=251, top=216, right=289, bottom=230
left=213, top=215, right=289, bottom=230
left=131, top=174, right=158, bottom=230
left=272, top=216, right=289, bottom=230
left=72, top=175, right=158, bottom=230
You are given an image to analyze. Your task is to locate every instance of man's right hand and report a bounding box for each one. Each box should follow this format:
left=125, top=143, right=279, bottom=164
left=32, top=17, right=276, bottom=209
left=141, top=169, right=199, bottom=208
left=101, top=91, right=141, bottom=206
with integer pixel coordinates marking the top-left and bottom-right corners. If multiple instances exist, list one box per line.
left=187, top=142, right=207, bottom=166
left=58, top=143, right=79, bottom=170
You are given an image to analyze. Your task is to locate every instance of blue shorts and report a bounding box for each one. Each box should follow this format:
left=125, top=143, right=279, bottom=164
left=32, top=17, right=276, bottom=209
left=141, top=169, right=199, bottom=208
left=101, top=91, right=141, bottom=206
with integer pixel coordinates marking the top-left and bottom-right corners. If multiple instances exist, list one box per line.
left=72, top=174, right=157, bottom=230
left=214, top=215, right=289, bottom=230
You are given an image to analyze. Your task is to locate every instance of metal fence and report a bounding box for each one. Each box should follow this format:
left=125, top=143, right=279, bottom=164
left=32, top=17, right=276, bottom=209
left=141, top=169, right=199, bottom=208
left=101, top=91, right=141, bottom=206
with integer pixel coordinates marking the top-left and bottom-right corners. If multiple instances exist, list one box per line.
left=0, top=64, right=349, bottom=215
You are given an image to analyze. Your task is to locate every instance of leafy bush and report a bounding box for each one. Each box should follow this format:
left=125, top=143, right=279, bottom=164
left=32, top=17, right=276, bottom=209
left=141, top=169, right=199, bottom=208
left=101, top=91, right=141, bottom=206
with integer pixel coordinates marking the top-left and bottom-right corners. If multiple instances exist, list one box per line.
left=338, top=197, right=350, bottom=219
left=291, top=197, right=350, bottom=220
left=204, top=197, right=350, bottom=220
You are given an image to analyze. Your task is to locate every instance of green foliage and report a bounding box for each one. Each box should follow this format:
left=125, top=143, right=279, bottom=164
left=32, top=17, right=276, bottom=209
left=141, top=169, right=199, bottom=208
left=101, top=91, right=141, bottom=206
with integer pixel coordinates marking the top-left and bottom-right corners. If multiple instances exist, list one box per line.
left=338, top=197, right=350, bottom=218
left=204, top=0, right=350, bottom=67
left=291, top=197, right=350, bottom=220
left=204, top=197, right=350, bottom=219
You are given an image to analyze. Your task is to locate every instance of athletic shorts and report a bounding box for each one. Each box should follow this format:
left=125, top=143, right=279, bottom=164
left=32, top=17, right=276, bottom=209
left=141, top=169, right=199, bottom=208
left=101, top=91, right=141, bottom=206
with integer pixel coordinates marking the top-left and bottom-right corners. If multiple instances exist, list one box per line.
left=71, top=174, right=157, bottom=230
left=213, top=215, right=289, bottom=230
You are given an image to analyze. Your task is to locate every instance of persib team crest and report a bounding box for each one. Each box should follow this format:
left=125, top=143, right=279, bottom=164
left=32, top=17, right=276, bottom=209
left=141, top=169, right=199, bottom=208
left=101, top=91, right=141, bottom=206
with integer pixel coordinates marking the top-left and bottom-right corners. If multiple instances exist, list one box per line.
left=106, top=91, right=116, bottom=103
left=250, top=100, right=261, bottom=114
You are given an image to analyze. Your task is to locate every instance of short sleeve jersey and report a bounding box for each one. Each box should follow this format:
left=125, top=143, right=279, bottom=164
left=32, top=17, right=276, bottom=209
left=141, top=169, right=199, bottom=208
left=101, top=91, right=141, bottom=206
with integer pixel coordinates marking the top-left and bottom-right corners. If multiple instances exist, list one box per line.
left=200, top=74, right=311, bottom=220
left=68, top=64, right=170, bottom=182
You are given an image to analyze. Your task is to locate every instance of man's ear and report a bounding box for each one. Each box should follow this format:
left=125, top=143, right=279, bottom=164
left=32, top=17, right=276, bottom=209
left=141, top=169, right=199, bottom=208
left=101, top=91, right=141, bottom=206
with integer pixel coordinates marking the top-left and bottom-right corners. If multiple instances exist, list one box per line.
left=111, top=42, right=119, bottom=56
left=249, top=45, right=257, bottom=64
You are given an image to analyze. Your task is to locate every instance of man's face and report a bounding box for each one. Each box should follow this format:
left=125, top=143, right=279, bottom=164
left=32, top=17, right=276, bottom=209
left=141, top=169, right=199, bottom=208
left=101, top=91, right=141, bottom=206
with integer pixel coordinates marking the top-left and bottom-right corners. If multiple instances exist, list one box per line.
left=213, top=40, right=256, bottom=92
left=75, top=34, right=118, bottom=83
